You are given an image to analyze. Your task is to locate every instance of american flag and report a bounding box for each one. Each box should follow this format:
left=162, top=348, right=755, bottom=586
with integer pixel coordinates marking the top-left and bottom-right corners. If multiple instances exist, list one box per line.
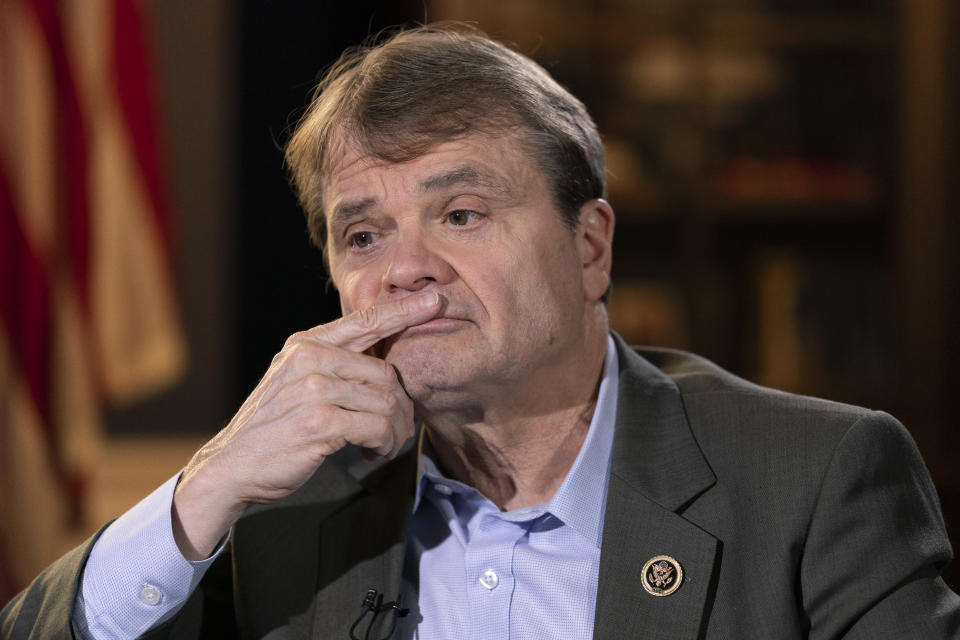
left=0, top=0, right=187, bottom=603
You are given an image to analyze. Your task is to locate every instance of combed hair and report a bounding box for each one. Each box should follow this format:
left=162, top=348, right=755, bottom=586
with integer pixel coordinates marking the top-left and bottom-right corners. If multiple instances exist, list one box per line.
left=284, top=23, right=607, bottom=250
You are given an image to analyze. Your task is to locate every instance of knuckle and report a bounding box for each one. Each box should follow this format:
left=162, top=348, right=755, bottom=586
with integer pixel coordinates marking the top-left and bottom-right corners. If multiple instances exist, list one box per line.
left=283, top=330, right=308, bottom=349
left=284, top=344, right=307, bottom=367
left=286, top=341, right=325, bottom=368
left=354, top=307, right=380, bottom=331
left=301, top=373, right=328, bottom=394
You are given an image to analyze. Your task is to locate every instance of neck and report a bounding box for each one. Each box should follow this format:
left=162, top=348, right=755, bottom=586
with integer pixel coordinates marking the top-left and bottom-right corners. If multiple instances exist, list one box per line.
left=421, top=331, right=608, bottom=511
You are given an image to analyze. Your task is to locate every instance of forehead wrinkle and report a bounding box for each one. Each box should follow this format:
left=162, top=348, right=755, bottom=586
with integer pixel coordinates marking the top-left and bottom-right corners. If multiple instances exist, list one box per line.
left=418, top=164, right=513, bottom=199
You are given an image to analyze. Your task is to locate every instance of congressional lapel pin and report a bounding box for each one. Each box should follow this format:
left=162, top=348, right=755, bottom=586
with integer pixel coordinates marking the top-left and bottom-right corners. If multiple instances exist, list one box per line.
left=641, top=555, right=683, bottom=597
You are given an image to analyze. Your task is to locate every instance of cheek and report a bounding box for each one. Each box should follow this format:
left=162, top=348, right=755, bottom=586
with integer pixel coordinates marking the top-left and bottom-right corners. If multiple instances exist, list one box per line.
left=334, top=268, right=382, bottom=315
left=456, top=250, right=518, bottom=308
left=527, top=244, right=585, bottom=314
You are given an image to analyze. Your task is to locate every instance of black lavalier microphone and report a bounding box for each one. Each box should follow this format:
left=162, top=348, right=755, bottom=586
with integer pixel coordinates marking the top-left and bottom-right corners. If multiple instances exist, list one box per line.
left=349, top=588, right=409, bottom=640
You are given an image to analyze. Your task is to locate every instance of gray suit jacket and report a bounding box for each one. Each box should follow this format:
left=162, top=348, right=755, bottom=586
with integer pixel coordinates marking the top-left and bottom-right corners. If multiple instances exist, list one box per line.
left=3, top=337, right=959, bottom=638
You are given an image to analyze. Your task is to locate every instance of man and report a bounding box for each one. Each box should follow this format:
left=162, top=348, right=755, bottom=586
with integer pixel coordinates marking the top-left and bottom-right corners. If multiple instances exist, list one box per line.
left=2, top=24, right=959, bottom=639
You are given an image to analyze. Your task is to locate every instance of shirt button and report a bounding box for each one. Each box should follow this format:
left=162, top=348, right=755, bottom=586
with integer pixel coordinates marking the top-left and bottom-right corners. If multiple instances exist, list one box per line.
left=433, top=483, right=453, bottom=496
left=139, top=584, right=163, bottom=606
left=479, top=569, right=499, bottom=590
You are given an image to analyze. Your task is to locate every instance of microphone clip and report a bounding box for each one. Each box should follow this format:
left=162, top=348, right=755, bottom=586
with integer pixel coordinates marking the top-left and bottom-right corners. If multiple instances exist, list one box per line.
left=349, top=587, right=408, bottom=640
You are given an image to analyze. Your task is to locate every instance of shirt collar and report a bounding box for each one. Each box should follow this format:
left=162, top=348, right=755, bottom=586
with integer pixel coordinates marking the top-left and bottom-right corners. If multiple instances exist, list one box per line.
left=413, top=334, right=620, bottom=548
left=542, top=334, right=619, bottom=547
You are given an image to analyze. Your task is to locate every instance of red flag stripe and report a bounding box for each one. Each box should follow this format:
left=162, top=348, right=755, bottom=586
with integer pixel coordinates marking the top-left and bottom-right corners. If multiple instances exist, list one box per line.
left=0, top=0, right=189, bottom=600
left=111, top=0, right=174, bottom=258
left=28, top=0, right=92, bottom=314
left=0, top=160, right=54, bottom=434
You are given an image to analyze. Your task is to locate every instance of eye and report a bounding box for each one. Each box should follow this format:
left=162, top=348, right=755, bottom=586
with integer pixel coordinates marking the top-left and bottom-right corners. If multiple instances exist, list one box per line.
left=349, top=231, right=377, bottom=248
left=445, top=209, right=481, bottom=226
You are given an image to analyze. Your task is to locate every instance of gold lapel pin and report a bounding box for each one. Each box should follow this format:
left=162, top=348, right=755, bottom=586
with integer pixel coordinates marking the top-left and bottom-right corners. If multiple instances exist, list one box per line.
left=641, top=555, right=683, bottom=596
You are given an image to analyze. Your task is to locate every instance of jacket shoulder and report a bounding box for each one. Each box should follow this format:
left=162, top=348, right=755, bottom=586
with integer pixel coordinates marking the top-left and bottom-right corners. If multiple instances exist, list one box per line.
left=633, top=345, right=879, bottom=437
left=622, top=344, right=912, bottom=523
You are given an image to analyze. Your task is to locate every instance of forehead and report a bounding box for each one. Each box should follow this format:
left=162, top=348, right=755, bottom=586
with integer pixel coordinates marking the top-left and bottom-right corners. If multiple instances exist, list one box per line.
left=321, top=132, right=544, bottom=212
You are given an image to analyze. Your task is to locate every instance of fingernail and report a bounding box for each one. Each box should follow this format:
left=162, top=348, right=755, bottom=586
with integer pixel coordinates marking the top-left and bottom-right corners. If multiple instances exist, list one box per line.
left=417, top=291, right=440, bottom=309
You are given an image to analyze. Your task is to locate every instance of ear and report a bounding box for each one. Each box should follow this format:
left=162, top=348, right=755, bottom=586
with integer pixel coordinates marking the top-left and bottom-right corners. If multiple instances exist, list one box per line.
left=576, top=198, right=615, bottom=302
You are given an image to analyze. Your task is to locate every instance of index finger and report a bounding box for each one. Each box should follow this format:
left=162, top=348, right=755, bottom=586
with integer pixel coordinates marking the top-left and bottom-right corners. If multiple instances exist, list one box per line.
left=309, top=291, right=442, bottom=353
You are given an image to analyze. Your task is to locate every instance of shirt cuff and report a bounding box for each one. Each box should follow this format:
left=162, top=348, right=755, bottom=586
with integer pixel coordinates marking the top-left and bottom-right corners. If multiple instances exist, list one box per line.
left=75, top=472, right=230, bottom=639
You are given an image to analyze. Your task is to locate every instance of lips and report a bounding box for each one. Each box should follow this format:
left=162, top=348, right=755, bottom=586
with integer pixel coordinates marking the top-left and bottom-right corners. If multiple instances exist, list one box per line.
left=399, top=316, right=468, bottom=335
left=381, top=316, right=470, bottom=354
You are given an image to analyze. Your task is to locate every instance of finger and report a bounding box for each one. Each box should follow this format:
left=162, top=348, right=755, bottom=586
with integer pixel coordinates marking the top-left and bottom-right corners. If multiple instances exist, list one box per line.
left=315, top=405, right=410, bottom=458
left=275, top=339, right=402, bottom=385
left=270, top=374, right=412, bottom=423
left=309, top=291, right=442, bottom=352
left=318, top=379, right=415, bottom=457
left=255, top=345, right=408, bottom=412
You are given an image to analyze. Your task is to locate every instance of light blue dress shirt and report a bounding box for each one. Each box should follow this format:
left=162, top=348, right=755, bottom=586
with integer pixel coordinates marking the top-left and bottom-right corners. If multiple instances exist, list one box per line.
left=77, top=335, right=619, bottom=639
left=399, top=335, right=618, bottom=639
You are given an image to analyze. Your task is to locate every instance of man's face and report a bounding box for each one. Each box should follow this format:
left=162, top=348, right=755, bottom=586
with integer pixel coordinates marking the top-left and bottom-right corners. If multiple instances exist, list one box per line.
left=322, top=132, right=605, bottom=407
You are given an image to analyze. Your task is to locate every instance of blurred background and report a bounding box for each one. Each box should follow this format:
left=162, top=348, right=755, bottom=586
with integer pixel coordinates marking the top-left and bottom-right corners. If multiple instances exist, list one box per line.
left=1, top=0, right=957, bottom=604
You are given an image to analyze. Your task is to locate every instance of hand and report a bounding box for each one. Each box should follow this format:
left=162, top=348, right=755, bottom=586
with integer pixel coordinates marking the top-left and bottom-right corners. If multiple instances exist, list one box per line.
left=171, top=291, right=442, bottom=560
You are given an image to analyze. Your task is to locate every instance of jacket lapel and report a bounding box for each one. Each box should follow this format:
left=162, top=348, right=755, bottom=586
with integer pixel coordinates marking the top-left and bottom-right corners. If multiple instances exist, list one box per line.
left=593, top=337, right=719, bottom=640
left=311, top=451, right=417, bottom=639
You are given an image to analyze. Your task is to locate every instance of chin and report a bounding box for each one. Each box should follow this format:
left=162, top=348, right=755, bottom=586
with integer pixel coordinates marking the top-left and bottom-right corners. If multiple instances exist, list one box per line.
left=385, top=331, right=456, bottom=367
left=386, top=342, right=473, bottom=396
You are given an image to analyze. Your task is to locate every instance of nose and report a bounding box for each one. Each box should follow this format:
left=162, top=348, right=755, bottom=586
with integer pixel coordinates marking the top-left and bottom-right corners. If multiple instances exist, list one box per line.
left=381, top=230, right=456, bottom=294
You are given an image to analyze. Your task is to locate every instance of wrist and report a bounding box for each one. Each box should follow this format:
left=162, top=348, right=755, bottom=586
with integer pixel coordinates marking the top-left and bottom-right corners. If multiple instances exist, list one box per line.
left=172, top=464, right=244, bottom=561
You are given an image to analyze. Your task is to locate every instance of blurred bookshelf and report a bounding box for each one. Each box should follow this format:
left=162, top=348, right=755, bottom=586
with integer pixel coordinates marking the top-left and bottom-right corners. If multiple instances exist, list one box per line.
left=433, top=0, right=900, bottom=403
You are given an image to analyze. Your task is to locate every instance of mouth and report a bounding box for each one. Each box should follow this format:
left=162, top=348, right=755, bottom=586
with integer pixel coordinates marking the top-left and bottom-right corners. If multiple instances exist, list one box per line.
left=397, top=316, right=470, bottom=337
left=379, top=317, right=470, bottom=355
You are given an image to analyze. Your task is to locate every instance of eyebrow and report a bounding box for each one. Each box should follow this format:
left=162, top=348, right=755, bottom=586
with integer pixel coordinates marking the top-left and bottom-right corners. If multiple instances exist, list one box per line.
left=330, top=196, right=376, bottom=230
